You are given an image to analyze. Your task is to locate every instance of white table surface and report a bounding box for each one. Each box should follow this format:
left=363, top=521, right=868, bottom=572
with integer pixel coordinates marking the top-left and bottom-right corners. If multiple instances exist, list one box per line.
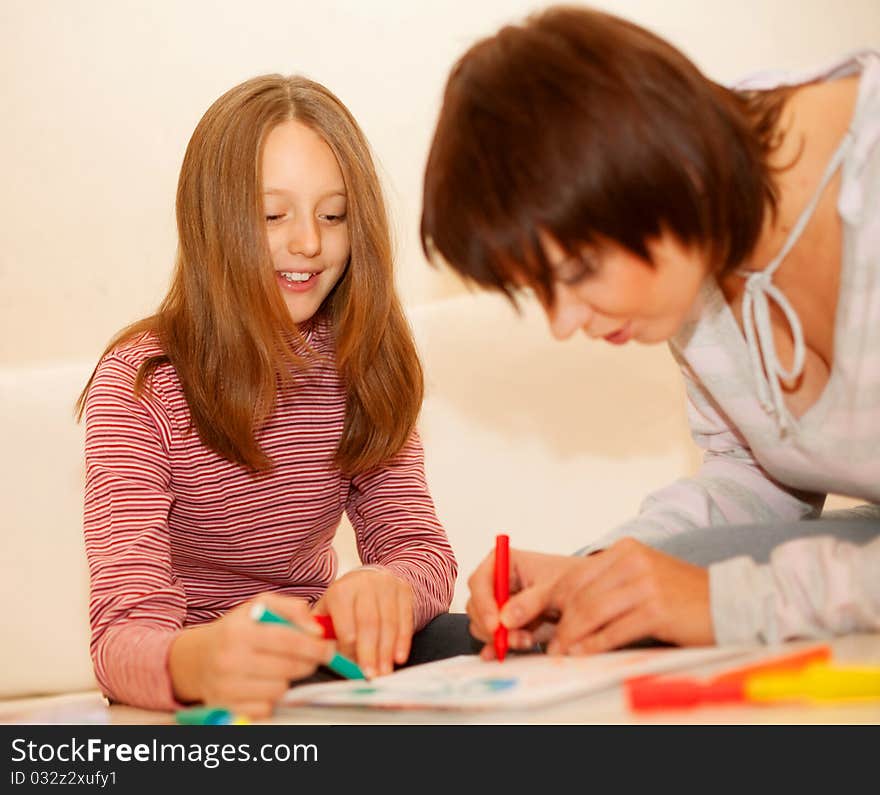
left=3, top=634, right=880, bottom=726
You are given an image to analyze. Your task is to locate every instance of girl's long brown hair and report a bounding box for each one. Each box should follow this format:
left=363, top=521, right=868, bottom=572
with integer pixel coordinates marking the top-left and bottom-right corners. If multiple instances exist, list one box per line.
left=76, top=75, right=423, bottom=475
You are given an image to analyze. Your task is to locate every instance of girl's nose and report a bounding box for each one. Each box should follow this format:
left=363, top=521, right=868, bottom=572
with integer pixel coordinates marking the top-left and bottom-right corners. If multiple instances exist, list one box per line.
left=287, top=216, right=321, bottom=257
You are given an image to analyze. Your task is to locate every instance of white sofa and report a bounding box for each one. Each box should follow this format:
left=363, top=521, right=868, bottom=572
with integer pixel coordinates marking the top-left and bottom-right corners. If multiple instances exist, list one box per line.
left=1, top=291, right=705, bottom=703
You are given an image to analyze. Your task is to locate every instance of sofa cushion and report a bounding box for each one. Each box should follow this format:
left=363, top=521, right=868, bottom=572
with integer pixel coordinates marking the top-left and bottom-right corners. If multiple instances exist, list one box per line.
left=0, top=361, right=98, bottom=698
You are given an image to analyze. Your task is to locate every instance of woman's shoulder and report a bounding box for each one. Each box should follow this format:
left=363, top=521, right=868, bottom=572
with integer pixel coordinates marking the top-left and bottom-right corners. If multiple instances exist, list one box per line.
left=731, top=49, right=880, bottom=92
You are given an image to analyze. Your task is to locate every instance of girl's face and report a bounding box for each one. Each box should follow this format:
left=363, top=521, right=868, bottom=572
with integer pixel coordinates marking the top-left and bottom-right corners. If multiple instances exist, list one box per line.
left=262, top=119, right=351, bottom=325
left=535, top=231, right=709, bottom=345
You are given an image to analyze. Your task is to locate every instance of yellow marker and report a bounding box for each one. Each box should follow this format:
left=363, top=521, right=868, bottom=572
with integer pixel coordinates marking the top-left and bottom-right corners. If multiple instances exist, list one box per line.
left=745, top=663, right=880, bottom=704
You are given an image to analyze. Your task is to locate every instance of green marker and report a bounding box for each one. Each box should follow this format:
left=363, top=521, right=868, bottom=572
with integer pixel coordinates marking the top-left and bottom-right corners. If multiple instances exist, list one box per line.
left=250, top=602, right=366, bottom=680
left=175, top=706, right=249, bottom=725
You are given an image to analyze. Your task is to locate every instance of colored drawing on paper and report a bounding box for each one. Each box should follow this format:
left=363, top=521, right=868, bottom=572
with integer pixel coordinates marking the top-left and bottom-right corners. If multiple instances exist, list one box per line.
left=298, top=670, right=521, bottom=709
left=279, top=646, right=752, bottom=712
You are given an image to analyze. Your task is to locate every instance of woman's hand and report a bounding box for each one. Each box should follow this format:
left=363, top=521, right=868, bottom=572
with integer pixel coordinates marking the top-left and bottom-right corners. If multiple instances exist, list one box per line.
left=169, top=592, right=332, bottom=719
left=313, top=567, right=415, bottom=678
left=543, top=538, right=714, bottom=654
left=465, top=547, right=583, bottom=659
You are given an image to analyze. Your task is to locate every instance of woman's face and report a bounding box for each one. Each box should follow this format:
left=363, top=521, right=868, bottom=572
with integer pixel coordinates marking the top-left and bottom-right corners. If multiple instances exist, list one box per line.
left=262, top=119, right=351, bottom=325
left=535, top=231, right=709, bottom=345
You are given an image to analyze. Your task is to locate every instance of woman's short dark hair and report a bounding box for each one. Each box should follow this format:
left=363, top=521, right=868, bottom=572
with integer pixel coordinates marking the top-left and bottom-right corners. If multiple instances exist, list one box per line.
left=420, top=4, right=790, bottom=304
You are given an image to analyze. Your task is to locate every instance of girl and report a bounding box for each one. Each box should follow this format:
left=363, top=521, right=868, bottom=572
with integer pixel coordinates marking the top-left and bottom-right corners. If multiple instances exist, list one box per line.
left=420, top=6, right=880, bottom=653
left=78, top=74, right=466, bottom=718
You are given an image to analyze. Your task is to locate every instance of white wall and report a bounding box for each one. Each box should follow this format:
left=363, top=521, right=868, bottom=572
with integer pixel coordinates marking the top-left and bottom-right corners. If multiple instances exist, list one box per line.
left=2, top=0, right=879, bottom=366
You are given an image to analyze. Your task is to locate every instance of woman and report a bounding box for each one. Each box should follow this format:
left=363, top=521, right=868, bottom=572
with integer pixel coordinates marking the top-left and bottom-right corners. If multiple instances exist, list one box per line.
left=420, top=5, right=880, bottom=654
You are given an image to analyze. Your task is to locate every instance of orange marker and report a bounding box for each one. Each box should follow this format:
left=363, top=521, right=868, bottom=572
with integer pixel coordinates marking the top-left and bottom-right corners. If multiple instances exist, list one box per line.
left=494, top=533, right=510, bottom=662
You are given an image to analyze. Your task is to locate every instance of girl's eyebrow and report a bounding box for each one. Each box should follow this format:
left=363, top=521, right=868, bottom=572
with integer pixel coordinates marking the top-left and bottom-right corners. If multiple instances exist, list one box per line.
left=262, top=188, right=347, bottom=199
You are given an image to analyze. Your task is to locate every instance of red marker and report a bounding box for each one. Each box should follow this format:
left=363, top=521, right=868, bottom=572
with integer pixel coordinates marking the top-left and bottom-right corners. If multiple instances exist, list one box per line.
left=494, top=533, right=510, bottom=662
left=625, top=643, right=831, bottom=711
left=313, top=614, right=336, bottom=639
left=626, top=674, right=745, bottom=710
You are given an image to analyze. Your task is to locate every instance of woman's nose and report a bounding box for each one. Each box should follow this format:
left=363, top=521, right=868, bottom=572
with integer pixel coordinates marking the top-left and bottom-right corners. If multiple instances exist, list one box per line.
left=547, top=289, right=592, bottom=341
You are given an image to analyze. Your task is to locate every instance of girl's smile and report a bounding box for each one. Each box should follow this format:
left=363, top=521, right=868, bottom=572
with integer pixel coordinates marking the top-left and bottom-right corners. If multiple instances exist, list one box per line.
left=275, top=269, right=322, bottom=293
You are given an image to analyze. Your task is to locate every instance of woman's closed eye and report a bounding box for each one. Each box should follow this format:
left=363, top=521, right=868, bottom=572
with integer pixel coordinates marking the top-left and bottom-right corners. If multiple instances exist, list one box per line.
left=553, top=252, right=600, bottom=285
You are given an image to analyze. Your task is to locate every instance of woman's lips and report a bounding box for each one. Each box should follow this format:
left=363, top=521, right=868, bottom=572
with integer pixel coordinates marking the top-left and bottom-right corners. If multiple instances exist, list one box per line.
left=603, top=322, right=632, bottom=345
left=276, top=270, right=319, bottom=293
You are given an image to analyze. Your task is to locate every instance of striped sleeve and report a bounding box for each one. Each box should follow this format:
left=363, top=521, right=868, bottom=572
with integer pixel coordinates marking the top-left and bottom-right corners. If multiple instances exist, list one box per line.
left=345, top=430, right=457, bottom=629
left=83, top=352, right=186, bottom=711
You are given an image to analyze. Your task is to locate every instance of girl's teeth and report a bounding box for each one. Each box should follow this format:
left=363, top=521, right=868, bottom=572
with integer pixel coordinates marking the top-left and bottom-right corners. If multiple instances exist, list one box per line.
left=282, top=272, right=313, bottom=282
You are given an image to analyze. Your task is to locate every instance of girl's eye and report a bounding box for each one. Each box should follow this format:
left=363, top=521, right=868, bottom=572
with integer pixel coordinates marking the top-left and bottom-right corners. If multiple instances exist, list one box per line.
left=320, top=213, right=346, bottom=224
left=265, top=214, right=284, bottom=222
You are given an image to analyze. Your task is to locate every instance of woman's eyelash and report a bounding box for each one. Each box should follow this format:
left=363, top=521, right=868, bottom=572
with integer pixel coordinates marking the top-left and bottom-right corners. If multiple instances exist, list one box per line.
left=555, top=254, right=599, bottom=284
left=321, top=214, right=346, bottom=222
left=265, top=214, right=284, bottom=222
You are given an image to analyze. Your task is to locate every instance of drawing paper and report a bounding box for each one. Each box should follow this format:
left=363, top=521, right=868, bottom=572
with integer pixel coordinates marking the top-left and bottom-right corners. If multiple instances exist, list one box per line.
left=280, top=646, right=752, bottom=712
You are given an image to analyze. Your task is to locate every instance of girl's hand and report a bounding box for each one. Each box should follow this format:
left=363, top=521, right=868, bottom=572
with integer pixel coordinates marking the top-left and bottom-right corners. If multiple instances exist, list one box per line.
left=169, top=592, right=333, bottom=719
left=313, top=568, right=415, bottom=678
left=543, top=538, right=714, bottom=654
left=465, top=547, right=583, bottom=659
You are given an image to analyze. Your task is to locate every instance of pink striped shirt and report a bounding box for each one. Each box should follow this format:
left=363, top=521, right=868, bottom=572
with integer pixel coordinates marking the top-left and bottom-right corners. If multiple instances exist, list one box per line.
left=83, top=319, right=456, bottom=710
